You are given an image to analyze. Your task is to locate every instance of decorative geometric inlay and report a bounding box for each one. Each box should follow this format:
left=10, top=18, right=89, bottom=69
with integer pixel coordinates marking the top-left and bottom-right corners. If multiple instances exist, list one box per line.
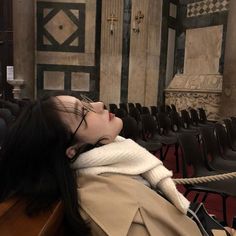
left=44, top=10, right=78, bottom=45
left=37, top=2, right=85, bottom=52
left=187, top=0, right=229, bottom=17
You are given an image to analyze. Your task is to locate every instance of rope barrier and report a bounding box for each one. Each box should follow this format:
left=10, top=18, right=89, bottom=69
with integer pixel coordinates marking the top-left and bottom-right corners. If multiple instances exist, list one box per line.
left=173, top=171, right=236, bottom=185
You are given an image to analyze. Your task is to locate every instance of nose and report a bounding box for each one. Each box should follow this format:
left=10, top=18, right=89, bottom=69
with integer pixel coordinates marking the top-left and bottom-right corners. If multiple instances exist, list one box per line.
left=91, top=102, right=104, bottom=113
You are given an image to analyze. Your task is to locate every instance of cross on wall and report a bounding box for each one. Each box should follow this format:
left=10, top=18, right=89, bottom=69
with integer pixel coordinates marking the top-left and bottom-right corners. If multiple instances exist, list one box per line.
left=107, top=13, right=118, bottom=35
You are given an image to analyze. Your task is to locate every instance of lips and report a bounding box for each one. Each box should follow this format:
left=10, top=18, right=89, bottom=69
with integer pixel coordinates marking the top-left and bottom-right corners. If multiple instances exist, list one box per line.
left=109, top=112, right=115, bottom=121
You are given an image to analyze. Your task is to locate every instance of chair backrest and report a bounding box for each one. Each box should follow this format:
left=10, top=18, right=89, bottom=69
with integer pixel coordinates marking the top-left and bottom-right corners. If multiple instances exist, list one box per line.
left=135, top=103, right=142, bottom=113
left=128, top=102, right=135, bottom=111
left=159, top=104, right=171, bottom=113
left=150, top=106, right=158, bottom=116
left=109, top=103, right=118, bottom=113
left=171, top=104, right=177, bottom=112
left=169, top=110, right=184, bottom=130
left=156, top=112, right=172, bottom=134
left=198, top=108, right=207, bottom=123
left=181, top=109, right=192, bottom=128
left=189, top=108, right=200, bottom=126
left=0, top=99, right=20, bottom=116
left=141, top=106, right=150, bottom=115
left=114, top=108, right=127, bottom=118
left=0, top=117, right=7, bottom=147
left=223, top=118, right=234, bottom=147
left=178, top=132, right=206, bottom=178
left=230, top=117, right=236, bottom=140
left=119, top=103, right=128, bottom=113
left=0, top=108, right=15, bottom=125
left=121, top=116, right=139, bottom=141
left=214, top=122, right=231, bottom=152
left=129, top=107, right=141, bottom=122
left=165, top=105, right=172, bottom=114
left=141, top=114, right=157, bottom=139
left=199, top=126, right=221, bottom=162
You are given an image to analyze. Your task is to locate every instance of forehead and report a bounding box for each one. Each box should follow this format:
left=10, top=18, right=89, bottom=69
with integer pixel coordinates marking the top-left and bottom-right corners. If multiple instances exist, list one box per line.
left=56, top=95, right=81, bottom=106
left=55, top=95, right=83, bottom=113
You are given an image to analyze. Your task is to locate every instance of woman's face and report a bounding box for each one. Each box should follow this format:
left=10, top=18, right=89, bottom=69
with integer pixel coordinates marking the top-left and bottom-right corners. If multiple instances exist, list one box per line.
left=56, top=95, right=123, bottom=147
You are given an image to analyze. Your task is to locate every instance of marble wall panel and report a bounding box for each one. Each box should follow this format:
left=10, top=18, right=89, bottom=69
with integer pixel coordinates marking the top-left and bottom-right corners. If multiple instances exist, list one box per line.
left=166, top=28, right=176, bottom=87
left=220, top=0, right=236, bottom=117
left=146, top=0, right=162, bottom=107
left=99, top=0, right=123, bottom=105
left=36, top=0, right=99, bottom=97
left=184, top=25, right=223, bottom=75
left=43, top=71, right=64, bottom=90
left=128, top=0, right=162, bottom=106
left=71, top=72, right=90, bottom=91
left=168, top=74, right=223, bottom=91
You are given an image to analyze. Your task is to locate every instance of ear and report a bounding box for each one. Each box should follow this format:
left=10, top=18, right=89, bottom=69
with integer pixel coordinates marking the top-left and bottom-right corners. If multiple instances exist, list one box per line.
left=65, top=145, right=77, bottom=159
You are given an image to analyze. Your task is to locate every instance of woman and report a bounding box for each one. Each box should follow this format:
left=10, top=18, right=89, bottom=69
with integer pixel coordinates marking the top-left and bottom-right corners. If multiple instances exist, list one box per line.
left=0, top=94, right=232, bottom=236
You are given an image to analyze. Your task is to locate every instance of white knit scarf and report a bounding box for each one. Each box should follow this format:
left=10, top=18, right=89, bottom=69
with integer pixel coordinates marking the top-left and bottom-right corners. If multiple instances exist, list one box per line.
left=71, top=136, right=190, bottom=214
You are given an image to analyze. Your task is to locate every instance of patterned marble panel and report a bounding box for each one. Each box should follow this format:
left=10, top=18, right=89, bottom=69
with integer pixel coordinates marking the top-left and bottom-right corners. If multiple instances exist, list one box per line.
left=43, top=71, right=64, bottom=90
left=71, top=72, right=90, bottom=91
left=37, top=2, right=85, bottom=52
left=36, top=0, right=99, bottom=98
left=184, top=26, right=223, bottom=75
left=187, top=0, right=229, bottom=17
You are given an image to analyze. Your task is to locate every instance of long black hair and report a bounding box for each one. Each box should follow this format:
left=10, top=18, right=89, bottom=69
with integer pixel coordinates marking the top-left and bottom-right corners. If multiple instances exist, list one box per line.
left=0, top=95, right=90, bottom=235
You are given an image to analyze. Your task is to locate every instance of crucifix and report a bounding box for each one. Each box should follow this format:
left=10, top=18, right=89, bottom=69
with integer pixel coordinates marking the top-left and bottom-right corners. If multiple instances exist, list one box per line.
left=135, top=11, right=144, bottom=24
left=107, top=13, right=118, bottom=35
left=133, top=11, right=144, bottom=33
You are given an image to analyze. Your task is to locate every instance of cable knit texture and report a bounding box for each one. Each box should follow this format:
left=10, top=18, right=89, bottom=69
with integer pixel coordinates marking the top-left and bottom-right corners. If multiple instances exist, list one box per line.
left=71, top=136, right=190, bottom=214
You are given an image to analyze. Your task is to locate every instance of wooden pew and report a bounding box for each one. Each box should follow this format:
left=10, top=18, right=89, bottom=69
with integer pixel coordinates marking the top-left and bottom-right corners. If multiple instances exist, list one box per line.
left=0, top=198, right=65, bottom=236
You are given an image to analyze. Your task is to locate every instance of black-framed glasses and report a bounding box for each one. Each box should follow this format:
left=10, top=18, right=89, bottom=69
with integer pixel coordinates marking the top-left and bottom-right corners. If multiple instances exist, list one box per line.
left=68, top=95, right=96, bottom=145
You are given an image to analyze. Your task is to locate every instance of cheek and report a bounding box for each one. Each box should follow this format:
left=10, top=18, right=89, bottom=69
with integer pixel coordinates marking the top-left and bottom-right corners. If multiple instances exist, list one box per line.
left=78, top=116, right=122, bottom=144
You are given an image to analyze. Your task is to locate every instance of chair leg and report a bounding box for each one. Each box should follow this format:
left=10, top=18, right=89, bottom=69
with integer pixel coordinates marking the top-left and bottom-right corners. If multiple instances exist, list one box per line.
left=193, top=193, right=200, bottom=202
left=201, top=193, right=208, bottom=203
left=222, top=195, right=228, bottom=225
left=163, top=145, right=170, bottom=160
left=175, top=143, right=179, bottom=173
left=184, top=189, right=190, bottom=197
left=159, top=147, right=163, bottom=160
left=233, top=216, right=236, bottom=228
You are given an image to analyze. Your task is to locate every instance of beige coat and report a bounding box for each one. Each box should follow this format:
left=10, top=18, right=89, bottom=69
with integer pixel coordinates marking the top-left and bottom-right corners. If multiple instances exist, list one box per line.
left=78, top=174, right=203, bottom=236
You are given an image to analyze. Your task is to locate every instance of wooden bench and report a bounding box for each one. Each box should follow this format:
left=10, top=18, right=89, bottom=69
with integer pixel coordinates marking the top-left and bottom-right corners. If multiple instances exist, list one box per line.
left=0, top=198, right=65, bottom=236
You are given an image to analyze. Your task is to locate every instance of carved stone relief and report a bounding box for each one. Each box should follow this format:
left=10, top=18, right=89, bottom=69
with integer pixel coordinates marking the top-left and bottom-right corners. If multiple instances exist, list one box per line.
left=165, top=91, right=221, bottom=120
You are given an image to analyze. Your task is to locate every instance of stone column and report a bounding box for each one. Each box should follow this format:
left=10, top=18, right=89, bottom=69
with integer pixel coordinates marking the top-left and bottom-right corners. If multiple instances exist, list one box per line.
left=12, top=0, right=35, bottom=99
left=220, top=1, right=236, bottom=117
